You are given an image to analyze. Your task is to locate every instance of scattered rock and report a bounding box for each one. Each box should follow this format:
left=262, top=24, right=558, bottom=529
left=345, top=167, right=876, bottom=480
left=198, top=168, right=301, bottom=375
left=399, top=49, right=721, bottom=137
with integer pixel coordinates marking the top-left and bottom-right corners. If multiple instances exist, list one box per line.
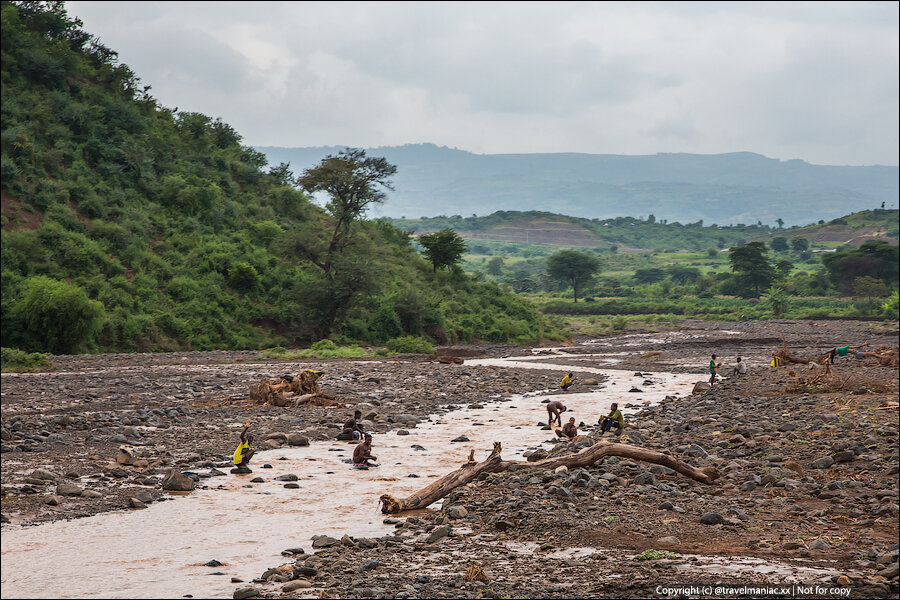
left=446, top=505, right=468, bottom=519
left=700, top=512, right=724, bottom=525
left=233, top=586, right=259, bottom=600
left=359, top=559, right=381, bottom=572
left=657, top=536, right=680, bottom=544
left=692, top=382, right=711, bottom=394
left=311, top=535, right=339, bottom=548
left=426, top=525, right=451, bottom=543
left=56, top=483, right=83, bottom=497
left=286, top=434, right=309, bottom=447
left=161, top=469, right=195, bottom=491
left=283, top=580, right=311, bottom=592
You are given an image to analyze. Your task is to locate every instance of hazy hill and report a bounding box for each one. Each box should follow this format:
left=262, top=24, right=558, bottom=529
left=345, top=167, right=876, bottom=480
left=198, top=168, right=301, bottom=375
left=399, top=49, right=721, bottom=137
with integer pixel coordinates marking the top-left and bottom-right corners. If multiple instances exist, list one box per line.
left=256, top=144, right=898, bottom=226
left=390, top=209, right=898, bottom=253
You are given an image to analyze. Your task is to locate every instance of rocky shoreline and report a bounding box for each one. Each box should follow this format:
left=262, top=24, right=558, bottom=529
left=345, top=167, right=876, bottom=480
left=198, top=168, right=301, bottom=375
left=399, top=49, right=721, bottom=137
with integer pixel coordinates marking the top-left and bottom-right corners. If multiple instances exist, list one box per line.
left=2, top=319, right=897, bottom=599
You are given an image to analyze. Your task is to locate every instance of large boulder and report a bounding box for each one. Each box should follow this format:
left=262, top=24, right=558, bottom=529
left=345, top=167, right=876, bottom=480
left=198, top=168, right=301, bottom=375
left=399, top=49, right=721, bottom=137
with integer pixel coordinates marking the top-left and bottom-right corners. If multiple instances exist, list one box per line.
left=286, top=433, right=309, bottom=447
left=161, top=469, right=196, bottom=491
left=56, top=483, right=83, bottom=496
left=692, top=382, right=711, bottom=394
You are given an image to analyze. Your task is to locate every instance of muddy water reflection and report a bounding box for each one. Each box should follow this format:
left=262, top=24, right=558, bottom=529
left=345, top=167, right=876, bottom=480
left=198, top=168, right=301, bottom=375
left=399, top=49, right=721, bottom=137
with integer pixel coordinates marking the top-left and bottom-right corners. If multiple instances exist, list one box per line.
left=1, top=356, right=697, bottom=599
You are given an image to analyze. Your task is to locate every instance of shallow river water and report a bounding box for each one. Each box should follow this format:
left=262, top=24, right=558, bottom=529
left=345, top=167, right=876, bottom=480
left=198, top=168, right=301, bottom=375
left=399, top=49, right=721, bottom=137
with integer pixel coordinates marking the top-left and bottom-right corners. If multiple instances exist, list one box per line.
left=1, top=353, right=697, bottom=599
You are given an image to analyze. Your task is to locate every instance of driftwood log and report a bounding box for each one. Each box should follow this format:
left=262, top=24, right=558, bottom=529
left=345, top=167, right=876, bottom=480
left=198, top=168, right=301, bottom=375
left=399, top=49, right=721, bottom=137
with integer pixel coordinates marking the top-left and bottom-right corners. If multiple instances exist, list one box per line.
left=379, top=441, right=719, bottom=514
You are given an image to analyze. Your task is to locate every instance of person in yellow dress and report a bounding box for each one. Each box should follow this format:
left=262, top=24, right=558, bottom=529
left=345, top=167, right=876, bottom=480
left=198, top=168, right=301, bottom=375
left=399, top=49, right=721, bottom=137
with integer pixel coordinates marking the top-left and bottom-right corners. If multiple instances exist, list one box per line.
left=232, top=420, right=255, bottom=472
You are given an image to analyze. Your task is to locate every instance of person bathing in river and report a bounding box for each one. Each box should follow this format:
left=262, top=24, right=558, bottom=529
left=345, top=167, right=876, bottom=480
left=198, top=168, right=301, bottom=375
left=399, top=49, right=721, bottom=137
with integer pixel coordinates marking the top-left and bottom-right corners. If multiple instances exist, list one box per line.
left=232, top=420, right=255, bottom=472
left=555, top=416, right=578, bottom=440
left=353, top=434, right=378, bottom=468
left=559, top=372, right=576, bottom=391
left=338, top=410, right=365, bottom=441
left=598, top=403, right=624, bottom=436
left=546, top=400, right=566, bottom=428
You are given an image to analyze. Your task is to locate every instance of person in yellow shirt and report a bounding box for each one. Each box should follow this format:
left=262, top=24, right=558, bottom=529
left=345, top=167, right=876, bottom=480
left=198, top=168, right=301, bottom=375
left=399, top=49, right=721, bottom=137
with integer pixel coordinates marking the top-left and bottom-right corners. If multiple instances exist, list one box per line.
left=560, top=372, right=576, bottom=391
left=232, top=420, right=255, bottom=473
left=598, top=403, right=625, bottom=435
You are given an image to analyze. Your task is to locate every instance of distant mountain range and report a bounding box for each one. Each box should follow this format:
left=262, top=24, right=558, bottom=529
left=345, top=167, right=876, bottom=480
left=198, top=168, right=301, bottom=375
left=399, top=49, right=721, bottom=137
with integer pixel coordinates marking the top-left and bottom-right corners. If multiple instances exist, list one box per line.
left=255, top=144, right=898, bottom=226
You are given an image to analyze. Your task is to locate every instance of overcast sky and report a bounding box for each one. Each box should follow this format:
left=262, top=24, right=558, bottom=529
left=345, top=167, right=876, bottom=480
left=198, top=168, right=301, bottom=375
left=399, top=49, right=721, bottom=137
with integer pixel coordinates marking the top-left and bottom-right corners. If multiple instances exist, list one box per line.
left=65, top=1, right=899, bottom=166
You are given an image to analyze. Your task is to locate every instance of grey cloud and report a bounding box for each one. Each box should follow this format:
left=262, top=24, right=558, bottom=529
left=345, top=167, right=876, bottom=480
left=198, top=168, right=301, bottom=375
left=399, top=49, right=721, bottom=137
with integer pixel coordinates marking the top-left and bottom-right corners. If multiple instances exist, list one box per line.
left=64, top=1, right=898, bottom=165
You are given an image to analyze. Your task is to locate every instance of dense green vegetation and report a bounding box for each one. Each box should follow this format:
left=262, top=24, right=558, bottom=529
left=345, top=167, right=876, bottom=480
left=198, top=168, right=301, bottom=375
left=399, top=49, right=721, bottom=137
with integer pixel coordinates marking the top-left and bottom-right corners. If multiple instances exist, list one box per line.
left=1, top=1, right=558, bottom=354
left=0, top=346, right=52, bottom=372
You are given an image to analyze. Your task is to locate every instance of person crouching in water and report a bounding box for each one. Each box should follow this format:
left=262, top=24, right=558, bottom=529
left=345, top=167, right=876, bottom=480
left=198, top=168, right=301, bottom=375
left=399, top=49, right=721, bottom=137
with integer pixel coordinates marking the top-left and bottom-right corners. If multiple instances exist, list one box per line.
left=556, top=416, right=578, bottom=440
left=232, top=420, right=255, bottom=472
left=353, top=434, right=378, bottom=469
left=560, top=372, right=576, bottom=391
left=598, top=404, right=624, bottom=436
left=338, top=410, right=365, bottom=440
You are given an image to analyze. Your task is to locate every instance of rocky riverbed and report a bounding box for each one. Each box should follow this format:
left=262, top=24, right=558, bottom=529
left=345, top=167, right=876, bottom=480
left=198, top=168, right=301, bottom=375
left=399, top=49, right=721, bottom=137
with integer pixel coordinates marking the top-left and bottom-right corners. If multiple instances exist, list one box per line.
left=2, top=319, right=898, bottom=599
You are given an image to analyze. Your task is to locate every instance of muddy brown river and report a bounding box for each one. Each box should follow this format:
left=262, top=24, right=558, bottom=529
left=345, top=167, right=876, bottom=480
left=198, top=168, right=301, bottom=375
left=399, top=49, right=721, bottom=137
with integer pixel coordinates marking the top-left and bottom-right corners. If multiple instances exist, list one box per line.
left=1, top=352, right=697, bottom=599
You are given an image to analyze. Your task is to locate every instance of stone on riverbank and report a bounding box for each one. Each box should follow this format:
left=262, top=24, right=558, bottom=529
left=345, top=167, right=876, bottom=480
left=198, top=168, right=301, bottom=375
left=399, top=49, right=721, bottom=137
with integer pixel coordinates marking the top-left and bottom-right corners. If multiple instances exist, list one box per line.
left=161, top=469, right=195, bottom=491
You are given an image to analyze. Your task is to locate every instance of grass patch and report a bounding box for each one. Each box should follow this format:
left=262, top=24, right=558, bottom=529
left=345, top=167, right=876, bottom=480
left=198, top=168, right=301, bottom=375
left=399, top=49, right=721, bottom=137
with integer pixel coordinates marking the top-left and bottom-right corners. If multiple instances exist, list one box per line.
left=385, top=336, right=436, bottom=355
left=260, top=340, right=372, bottom=360
left=636, top=549, right=679, bottom=560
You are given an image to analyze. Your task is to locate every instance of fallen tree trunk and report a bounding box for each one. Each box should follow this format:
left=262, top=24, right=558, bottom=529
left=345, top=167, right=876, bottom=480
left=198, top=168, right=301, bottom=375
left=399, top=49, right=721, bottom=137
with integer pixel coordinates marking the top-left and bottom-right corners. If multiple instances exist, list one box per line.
left=379, top=441, right=719, bottom=514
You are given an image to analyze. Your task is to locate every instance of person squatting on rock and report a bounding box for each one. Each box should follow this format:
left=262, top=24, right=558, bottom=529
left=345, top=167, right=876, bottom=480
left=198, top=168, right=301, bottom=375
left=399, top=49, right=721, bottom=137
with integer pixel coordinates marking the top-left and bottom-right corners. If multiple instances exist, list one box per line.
left=338, top=410, right=365, bottom=440
left=732, top=356, right=747, bottom=377
left=546, top=400, right=566, bottom=428
left=559, top=372, right=576, bottom=391
left=598, top=403, right=624, bottom=436
left=353, top=434, right=378, bottom=468
left=709, top=354, right=722, bottom=385
left=232, top=420, right=254, bottom=472
left=555, top=416, right=578, bottom=440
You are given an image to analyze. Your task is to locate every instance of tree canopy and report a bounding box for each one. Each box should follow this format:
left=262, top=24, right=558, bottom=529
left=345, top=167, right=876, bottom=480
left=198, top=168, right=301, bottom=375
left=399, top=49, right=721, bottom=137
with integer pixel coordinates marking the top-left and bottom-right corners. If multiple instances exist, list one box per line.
left=821, top=240, right=899, bottom=294
left=729, top=242, right=776, bottom=297
left=418, top=229, right=468, bottom=272
left=546, top=250, right=601, bottom=302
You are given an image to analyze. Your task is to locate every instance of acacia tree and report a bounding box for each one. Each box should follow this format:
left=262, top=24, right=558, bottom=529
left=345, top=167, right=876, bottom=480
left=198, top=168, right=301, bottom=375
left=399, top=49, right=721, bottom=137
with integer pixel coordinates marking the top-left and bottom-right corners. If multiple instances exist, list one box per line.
left=729, top=242, right=775, bottom=298
left=546, top=250, right=601, bottom=302
left=295, top=148, right=397, bottom=275
left=289, top=148, right=397, bottom=338
left=418, top=229, right=467, bottom=272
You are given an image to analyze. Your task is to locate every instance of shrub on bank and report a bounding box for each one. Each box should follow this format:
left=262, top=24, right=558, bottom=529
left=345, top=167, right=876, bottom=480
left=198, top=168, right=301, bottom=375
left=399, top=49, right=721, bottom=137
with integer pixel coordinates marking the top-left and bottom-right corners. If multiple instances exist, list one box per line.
left=1, top=347, right=53, bottom=372
left=386, top=336, right=436, bottom=355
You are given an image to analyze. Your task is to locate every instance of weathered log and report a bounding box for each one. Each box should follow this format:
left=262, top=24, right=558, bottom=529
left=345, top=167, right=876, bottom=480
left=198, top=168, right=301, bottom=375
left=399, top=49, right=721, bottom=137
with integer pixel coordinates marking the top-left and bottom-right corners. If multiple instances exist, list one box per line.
left=379, top=440, right=719, bottom=514
left=436, top=355, right=464, bottom=364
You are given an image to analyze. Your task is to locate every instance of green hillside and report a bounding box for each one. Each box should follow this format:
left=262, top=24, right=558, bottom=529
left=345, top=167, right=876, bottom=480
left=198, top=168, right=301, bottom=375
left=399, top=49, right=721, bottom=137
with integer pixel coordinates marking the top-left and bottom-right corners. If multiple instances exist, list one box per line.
left=0, top=1, right=555, bottom=354
left=392, top=209, right=899, bottom=253
left=393, top=211, right=771, bottom=252
left=755, top=209, right=899, bottom=248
